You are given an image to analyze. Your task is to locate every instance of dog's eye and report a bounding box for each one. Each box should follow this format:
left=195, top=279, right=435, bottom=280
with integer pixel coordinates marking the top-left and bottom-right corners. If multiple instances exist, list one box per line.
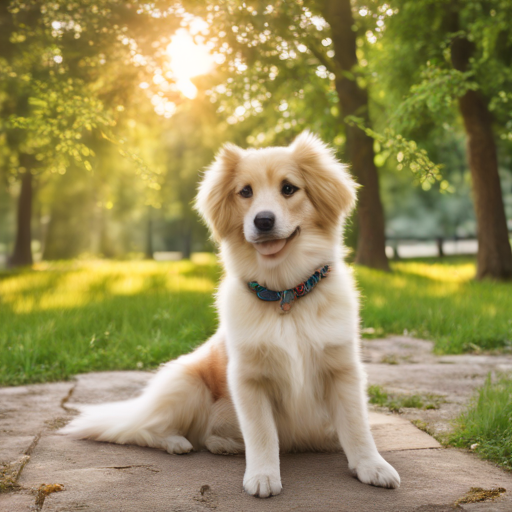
left=281, top=184, right=298, bottom=197
left=239, top=185, right=253, bottom=198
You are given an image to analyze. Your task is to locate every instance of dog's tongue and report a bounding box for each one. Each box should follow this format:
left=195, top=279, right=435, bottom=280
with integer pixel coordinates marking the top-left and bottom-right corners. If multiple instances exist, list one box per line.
left=253, top=239, right=286, bottom=256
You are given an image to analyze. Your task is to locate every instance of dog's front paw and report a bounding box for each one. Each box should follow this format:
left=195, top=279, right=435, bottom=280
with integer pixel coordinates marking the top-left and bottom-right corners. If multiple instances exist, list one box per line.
left=243, top=472, right=282, bottom=498
left=351, top=455, right=400, bottom=489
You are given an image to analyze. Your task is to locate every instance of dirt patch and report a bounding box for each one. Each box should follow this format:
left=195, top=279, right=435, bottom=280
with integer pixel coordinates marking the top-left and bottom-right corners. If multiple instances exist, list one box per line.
left=0, top=455, right=30, bottom=493
left=45, top=416, right=70, bottom=430
left=194, top=484, right=218, bottom=509
left=454, top=486, right=506, bottom=505
left=34, top=483, right=64, bottom=510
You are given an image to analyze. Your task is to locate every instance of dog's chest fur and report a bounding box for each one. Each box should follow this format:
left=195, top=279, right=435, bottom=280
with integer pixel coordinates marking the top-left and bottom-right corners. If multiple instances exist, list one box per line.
left=218, top=268, right=359, bottom=451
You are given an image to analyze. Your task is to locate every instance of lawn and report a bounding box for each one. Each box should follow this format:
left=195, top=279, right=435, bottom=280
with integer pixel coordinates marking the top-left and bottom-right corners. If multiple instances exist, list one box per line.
left=1, top=256, right=511, bottom=386
left=450, top=374, right=512, bottom=471
left=357, top=258, right=512, bottom=354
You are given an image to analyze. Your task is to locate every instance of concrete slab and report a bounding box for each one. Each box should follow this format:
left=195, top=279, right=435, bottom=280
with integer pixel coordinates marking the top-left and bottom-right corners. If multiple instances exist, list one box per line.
left=369, top=412, right=440, bottom=451
left=10, top=435, right=512, bottom=512
left=362, top=336, right=512, bottom=438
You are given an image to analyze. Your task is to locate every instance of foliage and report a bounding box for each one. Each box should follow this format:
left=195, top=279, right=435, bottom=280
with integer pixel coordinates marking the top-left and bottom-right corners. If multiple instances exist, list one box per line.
left=0, top=0, right=511, bottom=263
left=450, top=374, right=512, bottom=470
left=0, top=0, right=181, bottom=183
left=346, top=115, right=446, bottom=188
left=371, top=0, right=512, bottom=141
left=181, top=0, right=348, bottom=149
left=6, top=78, right=111, bottom=174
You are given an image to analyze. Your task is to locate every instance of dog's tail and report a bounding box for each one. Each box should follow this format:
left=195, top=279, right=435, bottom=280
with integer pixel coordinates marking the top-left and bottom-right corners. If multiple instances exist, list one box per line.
left=60, top=361, right=209, bottom=450
left=61, top=398, right=153, bottom=445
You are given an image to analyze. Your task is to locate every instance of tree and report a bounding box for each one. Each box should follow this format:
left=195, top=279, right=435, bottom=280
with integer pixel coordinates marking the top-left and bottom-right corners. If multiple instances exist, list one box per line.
left=449, top=10, right=511, bottom=279
left=319, top=0, right=389, bottom=270
left=185, top=0, right=390, bottom=270
left=0, top=0, right=179, bottom=266
left=378, top=0, right=512, bottom=280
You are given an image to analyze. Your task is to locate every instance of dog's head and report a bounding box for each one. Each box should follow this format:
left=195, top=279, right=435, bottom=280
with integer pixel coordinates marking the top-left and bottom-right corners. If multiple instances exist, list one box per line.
left=195, top=131, right=357, bottom=270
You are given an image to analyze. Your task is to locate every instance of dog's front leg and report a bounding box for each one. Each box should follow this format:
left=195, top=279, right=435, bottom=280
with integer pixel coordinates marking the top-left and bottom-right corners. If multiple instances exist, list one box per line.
left=229, top=367, right=282, bottom=498
left=330, top=364, right=401, bottom=489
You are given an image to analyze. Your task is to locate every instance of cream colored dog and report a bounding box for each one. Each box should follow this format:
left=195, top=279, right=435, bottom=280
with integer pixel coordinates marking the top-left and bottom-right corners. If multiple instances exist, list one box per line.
left=63, top=132, right=400, bottom=497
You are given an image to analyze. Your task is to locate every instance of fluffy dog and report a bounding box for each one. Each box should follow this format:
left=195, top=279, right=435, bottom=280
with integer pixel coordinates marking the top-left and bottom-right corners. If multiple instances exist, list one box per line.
left=62, top=132, right=400, bottom=497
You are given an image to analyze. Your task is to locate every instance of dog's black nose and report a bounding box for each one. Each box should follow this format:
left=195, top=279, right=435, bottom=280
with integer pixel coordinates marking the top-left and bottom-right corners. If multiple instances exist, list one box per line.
left=254, top=211, right=275, bottom=232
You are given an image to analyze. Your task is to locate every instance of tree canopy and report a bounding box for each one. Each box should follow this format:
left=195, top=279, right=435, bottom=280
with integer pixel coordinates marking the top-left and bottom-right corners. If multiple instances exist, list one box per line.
left=0, top=0, right=511, bottom=279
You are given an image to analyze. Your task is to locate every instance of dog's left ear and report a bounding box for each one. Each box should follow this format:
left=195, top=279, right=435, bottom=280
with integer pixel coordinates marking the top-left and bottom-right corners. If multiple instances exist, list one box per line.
left=290, top=131, right=358, bottom=223
left=195, top=143, right=244, bottom=241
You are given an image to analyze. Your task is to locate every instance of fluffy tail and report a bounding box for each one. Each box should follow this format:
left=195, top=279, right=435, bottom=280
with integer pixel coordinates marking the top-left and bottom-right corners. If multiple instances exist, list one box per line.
left=61, top=398, right=156, bottom=446
left=61, top=361, right=210, bottom=451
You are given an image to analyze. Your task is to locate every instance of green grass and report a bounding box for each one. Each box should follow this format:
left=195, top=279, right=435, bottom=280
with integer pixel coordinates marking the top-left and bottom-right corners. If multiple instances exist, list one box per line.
left=357, top=257, right=512, bottom=353
left=0, top=255, right=511, bottom=386
left=0, top=257, right=219, bottom=386
left=368, top=384, right=444, bottom=412
left=450, top=375, right=512, bottom=471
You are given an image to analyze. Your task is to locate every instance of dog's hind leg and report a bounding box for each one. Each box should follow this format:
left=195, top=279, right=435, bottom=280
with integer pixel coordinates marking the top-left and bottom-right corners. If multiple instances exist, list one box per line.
left=161, top=435, right=194, bottom=454
left=203, top=396, right=244, bottom=454
left=205, top=435, right=244, bottom=454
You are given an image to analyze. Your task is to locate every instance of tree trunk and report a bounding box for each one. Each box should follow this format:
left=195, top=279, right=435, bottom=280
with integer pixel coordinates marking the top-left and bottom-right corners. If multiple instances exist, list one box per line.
left=451, top=34, right=512, bottom=280
left=145, top=206, right=153, bottom=259
left=320, top=0, right=390, bottom=271
left=10, top=169, right=33, bottom=267
left=182, top=230, right=192, bottom=260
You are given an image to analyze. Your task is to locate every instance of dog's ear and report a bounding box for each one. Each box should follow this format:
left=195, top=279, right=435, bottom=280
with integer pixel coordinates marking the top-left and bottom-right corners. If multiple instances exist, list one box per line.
left=195, top=143, right=244, bottom=241
left=290, top=131, right=358, bottom=223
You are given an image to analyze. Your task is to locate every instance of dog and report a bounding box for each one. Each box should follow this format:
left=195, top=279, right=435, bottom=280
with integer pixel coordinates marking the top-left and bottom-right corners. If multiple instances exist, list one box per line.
left=62, top=131, right=400, bottom=497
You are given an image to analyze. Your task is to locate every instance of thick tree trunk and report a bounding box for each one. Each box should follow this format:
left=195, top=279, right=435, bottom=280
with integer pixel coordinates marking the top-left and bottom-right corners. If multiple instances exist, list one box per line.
left=10, top=169, right=33, bottom=267
left=321, top=0, right=389, bottom=271
left=451, top=35, right=512, bottom=280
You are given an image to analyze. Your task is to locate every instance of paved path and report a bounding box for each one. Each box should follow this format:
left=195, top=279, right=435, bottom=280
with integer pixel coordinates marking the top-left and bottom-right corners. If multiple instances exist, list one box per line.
left=363, top=336, right=512, bottom=438
left=1, top=338, right=511, bottom=511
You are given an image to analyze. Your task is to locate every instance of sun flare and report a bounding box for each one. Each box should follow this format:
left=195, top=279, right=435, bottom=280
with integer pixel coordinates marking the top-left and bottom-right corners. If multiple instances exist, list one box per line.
left=166, top=29, right=214, bottom=99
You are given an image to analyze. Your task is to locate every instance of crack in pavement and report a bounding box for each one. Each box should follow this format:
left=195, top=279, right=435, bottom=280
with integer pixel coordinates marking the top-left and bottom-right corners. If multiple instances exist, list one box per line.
left=0, top=383, right=77, bottom=500
left=100, top=465, right=161, bottom=473
left=60, top=382, right=78, bottom=413
left=24, top=431, right=42, bottom=457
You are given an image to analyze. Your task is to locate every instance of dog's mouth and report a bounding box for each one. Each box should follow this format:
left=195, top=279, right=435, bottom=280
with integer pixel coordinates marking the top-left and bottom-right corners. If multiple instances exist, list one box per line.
left=252, top=227, right=300, bottom=257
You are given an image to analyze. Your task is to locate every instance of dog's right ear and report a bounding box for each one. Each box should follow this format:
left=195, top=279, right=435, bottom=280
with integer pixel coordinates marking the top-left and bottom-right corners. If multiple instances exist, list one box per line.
left=291, top=131, right=358, bottom=224
left=195, top=143, right=244, bottom=241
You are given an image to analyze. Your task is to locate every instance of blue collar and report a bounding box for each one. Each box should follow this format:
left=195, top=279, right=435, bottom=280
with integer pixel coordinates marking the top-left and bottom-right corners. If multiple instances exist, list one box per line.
left=248, top=265, right=331, bottom=311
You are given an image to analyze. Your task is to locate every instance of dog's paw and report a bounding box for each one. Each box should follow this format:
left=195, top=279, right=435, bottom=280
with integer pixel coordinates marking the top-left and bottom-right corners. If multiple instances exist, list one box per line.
left=351, top=455, right=400, bottom=489
left=243, top=472, right=282, bottom=498
left=164, top=435, right=193, bottom=454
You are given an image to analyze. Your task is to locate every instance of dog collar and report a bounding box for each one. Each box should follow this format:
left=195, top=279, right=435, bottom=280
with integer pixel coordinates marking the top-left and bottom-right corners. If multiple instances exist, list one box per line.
left=248, top=264, right=331, bottom=311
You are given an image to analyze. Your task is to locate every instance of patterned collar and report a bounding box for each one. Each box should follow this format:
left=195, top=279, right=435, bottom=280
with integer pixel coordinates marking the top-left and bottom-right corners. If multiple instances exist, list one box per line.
left=248, top=265, right=331, bottom=311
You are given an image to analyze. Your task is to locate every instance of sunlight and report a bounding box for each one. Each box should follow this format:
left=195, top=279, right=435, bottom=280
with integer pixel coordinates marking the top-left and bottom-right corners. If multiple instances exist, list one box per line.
left=166, top=29, right=214, bottom=99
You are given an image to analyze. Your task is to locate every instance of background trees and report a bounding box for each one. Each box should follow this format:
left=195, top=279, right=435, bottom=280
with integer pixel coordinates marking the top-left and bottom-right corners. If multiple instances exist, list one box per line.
left=0, top=0, right=178, bottom=265
left=0, top=0, right=511, bottom=281
left=188, top=0, right=391, bottom=269
left=375, top=0, right=512, bottom=279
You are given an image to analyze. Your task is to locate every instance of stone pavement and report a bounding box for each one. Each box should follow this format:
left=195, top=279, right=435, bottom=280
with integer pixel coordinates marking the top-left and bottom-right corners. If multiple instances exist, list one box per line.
left=1, top=338, right=512, bottom=512
left=363, top=337, right=512, bottom=438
